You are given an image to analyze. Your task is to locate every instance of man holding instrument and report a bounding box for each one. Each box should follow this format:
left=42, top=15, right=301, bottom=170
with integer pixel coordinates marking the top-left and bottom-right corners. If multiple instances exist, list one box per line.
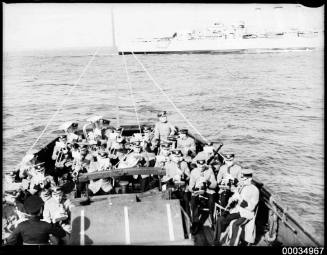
left=188, top=156, right=217, bottom=234
left=217, top=153, right=242, bottom=207
left=212, top=168, right=259, bottom=246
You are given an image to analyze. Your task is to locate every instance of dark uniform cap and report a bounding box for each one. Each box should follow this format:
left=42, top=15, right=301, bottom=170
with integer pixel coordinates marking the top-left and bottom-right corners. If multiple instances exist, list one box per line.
left=72, top=123, right=78, bottom=128
left=7, top=171, right=16, bottom=177
left=59, top=135, right=67, bottom=140
left=160, top=142, right=171, bottom=149
left=81, top=145, right=88, bottom=150
left=116, top=136, right=125, bottom=143
left=52, top=186, right=64, bottom=195
left=179, top=129, right=188, bottom=134
left=98, top=150, right=108, bottom=157
left=35, top=165, right=45, bottom=172
left=132, top=141, right=142, bottom=147
left=157, top=111, right=167, bottom=117
left=115, top=127, right=123, bottom=132
left=40, top=188, right=52, bottom=198
left=196, top=159, right=206, bottom=165
left=72, top=143, right=80, bottom=149
left=24, top=195, right=44, bottom=214
left=241, top=168, right=254, bottom=177
left=171, top=149, right=183, bottom=156
left=143, top=126, right=151, bottom=132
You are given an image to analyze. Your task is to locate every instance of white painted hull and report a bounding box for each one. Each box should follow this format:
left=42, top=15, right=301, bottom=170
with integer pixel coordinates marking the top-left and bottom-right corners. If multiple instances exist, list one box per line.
left=118, top=33, right=323, bottom=54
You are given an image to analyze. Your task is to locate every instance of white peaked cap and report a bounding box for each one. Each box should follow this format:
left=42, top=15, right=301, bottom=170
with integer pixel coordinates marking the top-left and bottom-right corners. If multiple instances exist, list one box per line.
left=86, top=116, right=103, bottom=123
left=59, top=121, right=75, bottom=131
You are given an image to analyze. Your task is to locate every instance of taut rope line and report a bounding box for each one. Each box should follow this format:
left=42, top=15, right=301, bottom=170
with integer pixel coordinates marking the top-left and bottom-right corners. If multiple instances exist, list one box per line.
left=28, top=47, right=101, bottom=152
left=121, top=52, right=142, bottom=133
left=130, top=52, right=209, bottom=143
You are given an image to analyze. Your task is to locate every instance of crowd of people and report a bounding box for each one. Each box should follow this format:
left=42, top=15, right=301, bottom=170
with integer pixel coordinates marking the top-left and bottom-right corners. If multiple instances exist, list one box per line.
left=2, top=111, right=259, bottom=246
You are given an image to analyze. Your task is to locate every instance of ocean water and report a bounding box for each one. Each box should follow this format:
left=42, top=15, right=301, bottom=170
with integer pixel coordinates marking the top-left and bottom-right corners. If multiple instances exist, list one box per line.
left=3, top=47, right=324, bottom=242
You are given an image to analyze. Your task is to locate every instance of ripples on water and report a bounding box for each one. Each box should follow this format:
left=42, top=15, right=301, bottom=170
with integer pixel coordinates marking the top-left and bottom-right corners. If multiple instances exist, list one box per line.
left=3, top=48, right=324, bottom=241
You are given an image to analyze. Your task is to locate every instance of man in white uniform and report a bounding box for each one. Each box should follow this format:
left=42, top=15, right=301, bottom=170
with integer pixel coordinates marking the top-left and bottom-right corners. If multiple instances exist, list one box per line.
left=213, top=168, right=259, bottom=246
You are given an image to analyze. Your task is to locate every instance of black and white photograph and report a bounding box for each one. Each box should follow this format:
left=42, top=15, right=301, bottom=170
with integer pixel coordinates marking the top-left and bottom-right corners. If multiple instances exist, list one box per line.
left=2, top=3, right=324, bottom=247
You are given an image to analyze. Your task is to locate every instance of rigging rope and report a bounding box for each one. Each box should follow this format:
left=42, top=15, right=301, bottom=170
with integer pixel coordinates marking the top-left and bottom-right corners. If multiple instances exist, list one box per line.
left=121, top=52, right=142, bottom=133
left=130, top=52, right=209, bottom=143
left=114, top=72, right=120, bottom=128
left=27, top=47, right=101, bottom=153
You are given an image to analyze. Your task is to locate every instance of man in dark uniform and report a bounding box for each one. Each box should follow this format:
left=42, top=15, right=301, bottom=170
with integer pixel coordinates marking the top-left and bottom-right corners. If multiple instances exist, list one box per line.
left=4, top=195, right=66, bottom=245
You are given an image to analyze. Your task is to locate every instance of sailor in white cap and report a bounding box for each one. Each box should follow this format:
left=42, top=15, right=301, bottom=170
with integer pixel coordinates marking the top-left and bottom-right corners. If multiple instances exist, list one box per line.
left=153, top=111, right=176, bottom=145
left=217, top=153, right=242, bottom=207
left=213, top=168, right=259, bottom=246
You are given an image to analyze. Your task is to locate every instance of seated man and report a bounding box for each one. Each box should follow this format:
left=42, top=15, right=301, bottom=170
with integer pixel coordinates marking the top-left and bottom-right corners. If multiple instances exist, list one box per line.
left=85, top=116, right=103, bottom=143
left=119, top=141, right=149, bottom=168
left=28, top=165, right=55, bottom=195
left=192, top=143, right=215, bottom=168
left=54, top=147, right=73, bottom=185
left=163, top=149, right=191, bottom=216
left=154, top=142, right=171, bottom=168
left=85, top=147, right=113, bottom=196
left=142, top=126, right=153, bottom=145
left=153, top=111, right=176, bottom=146
left=60, top=121, right=80, bottom=144
left=213, top=168, right=259, bottom=246
left=17, top=151, right=38, bottom=180
left=176, top=129, right=196, bottom=158
left=3, top=172, right=23, bottom=194
left=42, top=187, right=73, bottom=244
left=4, top=195, right=66, bottom=245
left=163, top=149, right=190, bottom=183
left=96, top=145, right=112, bottom=171
left=188, top=156, right=217, bottom=234
left=52, top=135, right=68, bottom=161
left=217, top=153, right=242, bottom=207
left=122, top=142, right=150, bottom=192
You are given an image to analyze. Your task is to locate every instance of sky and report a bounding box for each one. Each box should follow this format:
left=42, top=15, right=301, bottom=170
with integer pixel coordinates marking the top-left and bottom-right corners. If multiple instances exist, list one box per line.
left=3, top=3, right=324, bottom=52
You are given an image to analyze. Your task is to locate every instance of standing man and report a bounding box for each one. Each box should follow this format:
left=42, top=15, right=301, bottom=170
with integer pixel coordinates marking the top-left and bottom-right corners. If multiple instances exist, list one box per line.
left=153, top=111, right=176, bottom=146
left=4, top=195, right=66, bottom=245
left=213, top=168, right=259, bottom=246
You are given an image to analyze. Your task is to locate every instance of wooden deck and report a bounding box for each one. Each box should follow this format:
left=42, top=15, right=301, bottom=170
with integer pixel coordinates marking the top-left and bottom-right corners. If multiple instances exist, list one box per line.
left=70, top=194, right=192, bottom=245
